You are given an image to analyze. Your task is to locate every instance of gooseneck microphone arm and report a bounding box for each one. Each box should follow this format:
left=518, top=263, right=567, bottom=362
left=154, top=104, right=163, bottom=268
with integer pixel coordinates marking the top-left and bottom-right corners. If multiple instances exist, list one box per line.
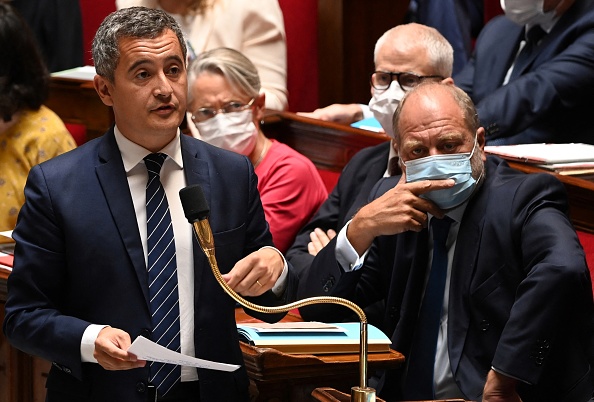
left=179, top=184, right=376, bottom=402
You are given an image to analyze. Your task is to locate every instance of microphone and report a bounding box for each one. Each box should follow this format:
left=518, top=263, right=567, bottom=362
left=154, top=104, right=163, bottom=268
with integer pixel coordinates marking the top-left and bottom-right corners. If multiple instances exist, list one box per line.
left=179, top=184, right=376, bottom=402
left=179, top=184, right=215, bottom=261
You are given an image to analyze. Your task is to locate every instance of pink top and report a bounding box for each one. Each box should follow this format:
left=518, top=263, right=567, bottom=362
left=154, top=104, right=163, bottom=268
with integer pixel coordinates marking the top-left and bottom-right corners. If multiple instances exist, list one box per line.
left=255, top=140, right=327, bottom=253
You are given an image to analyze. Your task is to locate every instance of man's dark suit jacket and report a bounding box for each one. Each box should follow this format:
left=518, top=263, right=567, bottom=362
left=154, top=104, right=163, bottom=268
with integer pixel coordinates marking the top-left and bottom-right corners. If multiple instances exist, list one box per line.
left=454, top=0, right=594, bottom=145
left=3, top=129, right=297, bottom=402
left=298, top=156, right=594, bottom=401
left=286, top=141, right=391, bottom=276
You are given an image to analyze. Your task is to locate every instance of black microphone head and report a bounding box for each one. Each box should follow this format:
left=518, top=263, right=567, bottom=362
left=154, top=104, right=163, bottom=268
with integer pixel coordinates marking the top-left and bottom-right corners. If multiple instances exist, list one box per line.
left=179, top=184, right=210, bottom=222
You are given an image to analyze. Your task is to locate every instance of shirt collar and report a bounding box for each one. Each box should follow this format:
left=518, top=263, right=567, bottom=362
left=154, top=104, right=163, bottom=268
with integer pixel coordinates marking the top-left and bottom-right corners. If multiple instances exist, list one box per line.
left=114, top=125, right=184, bottom=172
left=526, top=12, right=560, bottom=35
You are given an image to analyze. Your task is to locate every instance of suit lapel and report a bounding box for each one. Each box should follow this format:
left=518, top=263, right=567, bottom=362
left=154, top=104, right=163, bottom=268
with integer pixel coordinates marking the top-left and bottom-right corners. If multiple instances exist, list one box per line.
left=448, top=174, right=489, bottom=378
left=180, top=135, right=211, bottom=305
left=483, top=22, right=524, bottom=92
left=95, top=130, right=149, bottom=302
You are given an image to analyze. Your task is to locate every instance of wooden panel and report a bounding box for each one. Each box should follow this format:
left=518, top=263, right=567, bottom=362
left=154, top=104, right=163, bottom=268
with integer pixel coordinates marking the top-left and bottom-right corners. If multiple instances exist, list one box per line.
left=260, top=111, right=389, bottom=172
left=0, top=269, right=49, bottom=402
left=317, top=0, right=410, bottom=107
left=46, top=77, right=114, bottom=142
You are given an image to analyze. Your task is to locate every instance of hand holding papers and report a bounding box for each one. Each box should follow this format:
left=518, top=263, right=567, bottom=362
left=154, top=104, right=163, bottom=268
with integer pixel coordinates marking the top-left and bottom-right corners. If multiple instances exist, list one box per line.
left=127, top=336, right=239, bottom=372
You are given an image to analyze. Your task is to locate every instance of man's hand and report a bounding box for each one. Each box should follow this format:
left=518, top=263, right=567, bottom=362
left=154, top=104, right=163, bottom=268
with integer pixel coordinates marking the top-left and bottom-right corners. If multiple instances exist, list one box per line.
left=94, top=327, right=146, bottom=371
left=222, top=247, right=284, bottom=296
left=483, top=370, right=522, bottom=402
left=298, top=103, right=364, bottom=124
left=347, top=174, right=454, bottom=255
left=307, top=228, right=337, bottom=256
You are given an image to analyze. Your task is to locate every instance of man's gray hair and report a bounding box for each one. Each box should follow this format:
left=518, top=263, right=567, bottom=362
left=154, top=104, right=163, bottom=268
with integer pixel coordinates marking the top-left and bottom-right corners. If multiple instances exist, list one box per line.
left=187, top=47, right=260, bottom=103
left=374, top=23, right=454, bottom=78
left=92, top=7, right=187, bottom=83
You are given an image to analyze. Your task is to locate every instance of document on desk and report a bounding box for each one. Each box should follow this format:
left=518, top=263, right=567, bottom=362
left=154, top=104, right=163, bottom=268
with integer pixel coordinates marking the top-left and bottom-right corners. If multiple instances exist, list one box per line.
left=128, top=336, right=240, bottom=372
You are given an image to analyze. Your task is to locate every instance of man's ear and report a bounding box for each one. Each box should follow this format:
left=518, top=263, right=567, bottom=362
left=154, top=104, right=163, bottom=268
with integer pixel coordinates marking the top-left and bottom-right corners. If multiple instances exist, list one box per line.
left=441, top=77, right=455, bottom=86
left=476, top=127, right=487, bottom=161
left=93, top=75, right=115, bottom=107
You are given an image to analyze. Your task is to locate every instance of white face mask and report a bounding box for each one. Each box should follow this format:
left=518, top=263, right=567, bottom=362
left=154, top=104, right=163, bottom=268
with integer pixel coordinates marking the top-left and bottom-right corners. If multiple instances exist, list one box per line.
left=500, top=0, right=555, bottom=26
left=368, top=80, right=406, bottom=139
left=195, top=110, right=257, bottom=156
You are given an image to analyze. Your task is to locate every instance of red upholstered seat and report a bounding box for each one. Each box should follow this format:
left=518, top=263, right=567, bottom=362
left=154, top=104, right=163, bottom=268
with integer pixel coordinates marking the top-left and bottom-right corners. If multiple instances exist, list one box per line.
left=64, top=123, right=87, bottom=146
left=577, top=231, right=594, bottom=295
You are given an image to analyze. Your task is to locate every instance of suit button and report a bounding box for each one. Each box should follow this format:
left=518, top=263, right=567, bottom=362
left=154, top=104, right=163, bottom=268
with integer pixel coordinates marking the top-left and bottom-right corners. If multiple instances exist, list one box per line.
left=389, top=306, right=398, bottom=319
left=136, top=381, right=146, bottom=393
left=63, top=367, right=72, bottom=374
left=322, top=276, right=335, bottom=292
left=480, top=320, right=490, bottom=331
left=141, top=329, right=151, bottom=339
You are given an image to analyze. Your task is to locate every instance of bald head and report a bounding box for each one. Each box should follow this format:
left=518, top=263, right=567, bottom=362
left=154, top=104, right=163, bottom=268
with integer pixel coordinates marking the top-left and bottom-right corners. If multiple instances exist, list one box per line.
left=394, top=82, right=480, bottom=147
left=374, top=23, right=454, bottom=78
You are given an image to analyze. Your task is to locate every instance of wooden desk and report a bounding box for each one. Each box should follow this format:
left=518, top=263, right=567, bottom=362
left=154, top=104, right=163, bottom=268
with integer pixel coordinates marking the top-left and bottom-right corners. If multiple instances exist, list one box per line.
left=235, top=308, right=404, bottom=402
left=46, top=76, right=114, bottom=142
left=1, top=267, right=50, bottom=402
left=311, top=387, right=470, bottom=402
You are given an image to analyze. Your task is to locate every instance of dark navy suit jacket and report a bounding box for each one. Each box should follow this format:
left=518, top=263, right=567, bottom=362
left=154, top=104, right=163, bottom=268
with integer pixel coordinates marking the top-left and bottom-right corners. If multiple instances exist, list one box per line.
left=286, top=141, right=391, bottom=277
left=298, top=156, right=594, bottom=401
left=454, top=0, right=594, bottom=145
left=3, top=129, right=297, bottom=402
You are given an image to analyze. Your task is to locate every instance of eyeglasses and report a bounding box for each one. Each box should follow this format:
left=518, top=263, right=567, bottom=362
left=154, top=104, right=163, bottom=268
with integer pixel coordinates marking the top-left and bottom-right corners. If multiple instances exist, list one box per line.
left=191, top=98, right=255, bottom=123
left=370, top=71, right=444, bottom=92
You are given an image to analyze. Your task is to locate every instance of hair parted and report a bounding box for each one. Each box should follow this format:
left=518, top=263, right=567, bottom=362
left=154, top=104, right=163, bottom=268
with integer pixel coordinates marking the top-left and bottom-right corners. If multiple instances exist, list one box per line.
left=92, top=6, right=187, bottom=83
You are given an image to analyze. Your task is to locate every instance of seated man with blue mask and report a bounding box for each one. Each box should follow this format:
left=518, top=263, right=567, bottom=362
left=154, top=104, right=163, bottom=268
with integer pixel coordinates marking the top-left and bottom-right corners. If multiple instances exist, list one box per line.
left=297, top=81, right=594, bottom=402
left=287, top=23, right=454, bottom=280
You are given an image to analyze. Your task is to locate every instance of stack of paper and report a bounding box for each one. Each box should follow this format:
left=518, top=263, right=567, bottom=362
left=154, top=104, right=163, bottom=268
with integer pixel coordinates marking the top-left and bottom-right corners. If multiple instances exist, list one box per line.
left=485, top=143, right=594, bottom=177
left=237, top=322, right=391, bottom=354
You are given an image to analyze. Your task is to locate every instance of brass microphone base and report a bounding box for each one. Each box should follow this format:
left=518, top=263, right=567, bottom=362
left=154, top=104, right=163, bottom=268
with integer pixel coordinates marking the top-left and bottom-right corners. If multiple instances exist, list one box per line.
left=351, top=386, right=376, bottom=402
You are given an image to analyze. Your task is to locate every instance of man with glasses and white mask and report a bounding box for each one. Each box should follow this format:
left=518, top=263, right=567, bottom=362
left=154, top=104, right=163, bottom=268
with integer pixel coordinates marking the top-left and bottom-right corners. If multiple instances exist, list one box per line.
left=297, top=81, right=594, bottom=402
left=287, top=23, right=453, bottom=280
left=187, top=47, right=327, bottom=253
left=454, top=0, right=594, bottom=145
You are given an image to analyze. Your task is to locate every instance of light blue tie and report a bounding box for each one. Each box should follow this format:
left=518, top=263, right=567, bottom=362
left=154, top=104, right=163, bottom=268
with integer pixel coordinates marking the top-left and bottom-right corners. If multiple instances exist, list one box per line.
left=144, top=153, right=181, bottom=397
left=403, top=216, right=452, bottom=399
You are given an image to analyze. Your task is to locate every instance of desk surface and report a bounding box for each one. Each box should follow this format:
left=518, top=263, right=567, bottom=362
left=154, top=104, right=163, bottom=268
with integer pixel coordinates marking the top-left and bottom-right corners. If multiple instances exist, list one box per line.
left=235, top=307, right=404, bottom=401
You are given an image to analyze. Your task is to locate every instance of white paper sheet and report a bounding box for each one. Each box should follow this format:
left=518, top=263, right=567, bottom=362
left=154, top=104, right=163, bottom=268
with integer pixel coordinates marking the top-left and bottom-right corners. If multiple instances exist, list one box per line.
left=127, top=336, right=239, bottom=372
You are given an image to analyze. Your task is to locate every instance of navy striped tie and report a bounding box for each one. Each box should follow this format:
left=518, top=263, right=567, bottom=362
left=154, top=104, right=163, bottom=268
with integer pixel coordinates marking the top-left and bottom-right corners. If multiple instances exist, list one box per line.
left=144, top=153, right=181, bottom=397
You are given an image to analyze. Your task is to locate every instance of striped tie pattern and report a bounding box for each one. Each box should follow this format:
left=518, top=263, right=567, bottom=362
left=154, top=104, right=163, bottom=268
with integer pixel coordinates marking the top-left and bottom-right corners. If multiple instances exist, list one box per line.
left=144, top=153, right=181, bottom=397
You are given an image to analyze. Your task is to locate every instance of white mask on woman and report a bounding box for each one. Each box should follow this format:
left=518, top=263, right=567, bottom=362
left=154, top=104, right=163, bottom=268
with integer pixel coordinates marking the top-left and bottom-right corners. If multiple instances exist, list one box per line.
left=195, top=110, right=258, bottom=156
left=500, top=0, right=556, bottom=26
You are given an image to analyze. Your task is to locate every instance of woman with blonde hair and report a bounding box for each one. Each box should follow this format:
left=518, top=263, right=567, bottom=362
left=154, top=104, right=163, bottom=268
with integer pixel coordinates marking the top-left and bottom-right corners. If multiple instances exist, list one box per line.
left=187, top=47, right=327, bottom=252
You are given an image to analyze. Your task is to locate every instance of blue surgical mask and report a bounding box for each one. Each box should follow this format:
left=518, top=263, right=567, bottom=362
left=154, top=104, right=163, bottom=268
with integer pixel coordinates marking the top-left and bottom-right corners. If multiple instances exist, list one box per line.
left=403, top=137, right=479, bottom=209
